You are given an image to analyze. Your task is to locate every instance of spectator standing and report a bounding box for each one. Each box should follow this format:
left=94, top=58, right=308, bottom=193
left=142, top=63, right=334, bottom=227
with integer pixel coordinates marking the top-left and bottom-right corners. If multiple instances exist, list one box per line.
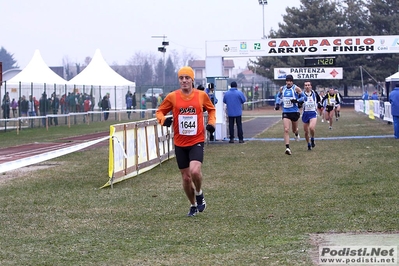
left=60, top=94, right=66, bottom=114
left=205, top=83, right=218, bottom=105
left=157, top=93, right=163, bottom=107
left=66, top=93, right=72, bottom=113
left=39, top=93, right=49, bottom=126
left=2, top=92, right=10, bottom=119
left=140, top=94, right=146, bottom=119
left=156, top=66, right=216, bottom=217
left=78, top=93, right=84, bottom=113
left=83, top=96, right=91, bottom=123
left=28, top=95, right=36, bottom=117
left=48, top=96, right=53, bottom=126
left=126, top=91, right=133, bottom=119
left=101, top=94, right=111, bottom=121
left=389, top=83, right=399, bottom=139
left=11, top=98, right=18, bottom=118
left=223, top=81, right=246, bottom=143
left=51, top=93, right=60, bottom=126
left=90, top=95, right=95, bottom=111
left=125, top=90, right=131, bottom=102
left=20, top=95, right=29, bottom=123
left=151, top=93, right=157, bottom=115
left=362, top=91, right=369, bottom=100
left=205, top=83, right=218, bottom=140
left=68, top=92, right=76, bottom=113
left=132, top=92, right=137, bottom=112
left=83, top=96, right=91, bottom=113
left=371, top=91, right=379, bottom=100
left=33, top=97, right=39, bottom=115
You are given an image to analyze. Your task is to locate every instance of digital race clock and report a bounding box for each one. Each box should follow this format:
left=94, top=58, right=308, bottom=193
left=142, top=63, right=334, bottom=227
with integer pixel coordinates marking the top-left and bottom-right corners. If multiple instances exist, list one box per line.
left=304, top=57, right=336, bottom=67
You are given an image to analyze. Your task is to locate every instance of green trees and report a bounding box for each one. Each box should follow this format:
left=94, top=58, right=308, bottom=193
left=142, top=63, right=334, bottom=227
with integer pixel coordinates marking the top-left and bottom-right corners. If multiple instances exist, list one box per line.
left=0, top=47, right=18, bottom=71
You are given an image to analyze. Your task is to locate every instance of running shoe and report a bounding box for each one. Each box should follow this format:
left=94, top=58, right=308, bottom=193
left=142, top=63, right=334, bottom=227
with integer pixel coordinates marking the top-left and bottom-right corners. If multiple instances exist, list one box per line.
left=329, top=126, right=332, bottom=130
left=311, top=140, right=315, bottom=148
left=285, top=148, right=292, bottom=155
left=239, top=140, right=245, bottom=143
left=196, top=193, right=206, bottom=212
left=295, top=134, right=300, bottom=141
left=321, top=119, right=324, bottom=122
left=187, top=206, right=198, bottom=217
left=308, top=146, right=312, bottom=151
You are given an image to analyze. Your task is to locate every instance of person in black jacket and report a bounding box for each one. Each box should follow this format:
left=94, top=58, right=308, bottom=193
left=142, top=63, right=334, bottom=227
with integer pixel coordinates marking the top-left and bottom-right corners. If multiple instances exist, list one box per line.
left=20, top=95, right=29, bottom=123
left=101, top=94, right=111, bottom=121
left=39, top=93, right=49, bottom=126
left=50, top=93, right=59, bottom=126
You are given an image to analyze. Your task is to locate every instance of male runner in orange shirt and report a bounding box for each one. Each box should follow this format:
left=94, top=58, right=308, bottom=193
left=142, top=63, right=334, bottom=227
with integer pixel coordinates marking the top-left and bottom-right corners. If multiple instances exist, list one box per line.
left=156, top=66, right=216, bottom=217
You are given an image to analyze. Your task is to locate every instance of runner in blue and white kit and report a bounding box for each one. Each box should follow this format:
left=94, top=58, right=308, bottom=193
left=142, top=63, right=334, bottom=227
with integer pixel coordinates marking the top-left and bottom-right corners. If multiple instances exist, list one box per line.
left=275, top=75, right=305, bottom=155
left=301, top=80, right=321, bottom=150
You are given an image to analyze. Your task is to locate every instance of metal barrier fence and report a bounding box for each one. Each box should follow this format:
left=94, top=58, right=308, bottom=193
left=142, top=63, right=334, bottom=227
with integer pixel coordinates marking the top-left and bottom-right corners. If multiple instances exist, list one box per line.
left=0, top=108, right=161, bottom=134
left=354, top=99, right=393, bottom=123
left=103, top=117, right=175, bottom=188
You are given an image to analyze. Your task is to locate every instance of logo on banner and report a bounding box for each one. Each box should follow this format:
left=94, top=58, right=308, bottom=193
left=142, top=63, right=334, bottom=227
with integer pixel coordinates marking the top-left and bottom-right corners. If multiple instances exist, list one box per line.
left=377, top=38, right=388, bottom=51
left=390, top=38, right=399, bottom=51
left=330, top=69, right=339, bottom=78
left=223, top=45, right=230, bottom=52
left=278, top=69, right=287, bottom=78
left=254, top=43, right=261, bottom=50
left=239, top=42, right=249, bottom=54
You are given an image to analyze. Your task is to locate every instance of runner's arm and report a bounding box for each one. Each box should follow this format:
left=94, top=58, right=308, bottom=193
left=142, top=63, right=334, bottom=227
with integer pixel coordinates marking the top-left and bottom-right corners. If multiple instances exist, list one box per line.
left=156, top=94, right=174, bottom=125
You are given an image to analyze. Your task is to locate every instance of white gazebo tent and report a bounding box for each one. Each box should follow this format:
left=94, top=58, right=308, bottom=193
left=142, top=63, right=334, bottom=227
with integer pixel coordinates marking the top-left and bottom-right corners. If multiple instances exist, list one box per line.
left=385, top=71, right=399, bottom=82
left=4, top=49, right=67, bottom=100
left=385, top=71, right=399, bottom=99
left=68, top=49, right=135, bottom=110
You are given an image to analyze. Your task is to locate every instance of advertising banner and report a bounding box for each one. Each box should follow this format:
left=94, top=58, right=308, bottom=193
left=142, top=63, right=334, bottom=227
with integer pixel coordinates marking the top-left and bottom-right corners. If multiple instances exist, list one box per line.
left=274, top=67, right=343, bottom=80
left=206, top=35, right=399, bottom=57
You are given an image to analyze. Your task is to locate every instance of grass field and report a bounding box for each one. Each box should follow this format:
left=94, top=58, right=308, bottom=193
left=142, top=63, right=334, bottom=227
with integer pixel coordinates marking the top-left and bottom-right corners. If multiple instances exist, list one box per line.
left=0, top=108, right=398, bottom=265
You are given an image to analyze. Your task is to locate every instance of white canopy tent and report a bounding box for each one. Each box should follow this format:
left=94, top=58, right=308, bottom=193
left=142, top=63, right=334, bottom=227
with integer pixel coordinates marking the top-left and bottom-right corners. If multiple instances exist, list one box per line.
left=4, top=49, right=67, bottom=100
left=385, top=71, right=399, bottom=83
left=68, top=49, right=135, bottom=110
left=385, top=72, right=399, bottom=99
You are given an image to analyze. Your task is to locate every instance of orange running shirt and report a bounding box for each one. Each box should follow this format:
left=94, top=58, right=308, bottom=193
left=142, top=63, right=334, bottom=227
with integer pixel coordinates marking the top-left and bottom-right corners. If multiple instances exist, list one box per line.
left=156, top=89, right=216, bottom=147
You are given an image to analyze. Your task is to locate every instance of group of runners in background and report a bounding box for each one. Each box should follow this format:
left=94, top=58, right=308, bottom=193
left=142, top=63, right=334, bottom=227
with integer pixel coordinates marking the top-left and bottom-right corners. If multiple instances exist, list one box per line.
left=275, top=75, right=342, bottom=155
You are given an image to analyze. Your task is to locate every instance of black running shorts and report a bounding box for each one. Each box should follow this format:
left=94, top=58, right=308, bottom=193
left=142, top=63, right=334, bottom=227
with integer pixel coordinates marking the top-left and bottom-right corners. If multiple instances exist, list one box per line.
left=326, top=105, right=334, bottom=112
left=282, top=112, right=300, bottom=122
left=174, top=142, right=204, bottom=169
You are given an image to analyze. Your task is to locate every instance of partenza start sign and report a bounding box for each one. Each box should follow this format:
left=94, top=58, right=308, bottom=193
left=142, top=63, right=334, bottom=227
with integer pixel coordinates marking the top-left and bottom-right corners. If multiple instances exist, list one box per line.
left=274, top=67, right=343, bottom=80
left=206, top=35, right=399, bottom=57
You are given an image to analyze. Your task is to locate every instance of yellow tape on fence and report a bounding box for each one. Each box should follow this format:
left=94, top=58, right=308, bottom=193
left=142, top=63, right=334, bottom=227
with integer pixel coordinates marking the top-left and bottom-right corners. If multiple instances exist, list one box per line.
left=369, top=100, right=375, bottom=120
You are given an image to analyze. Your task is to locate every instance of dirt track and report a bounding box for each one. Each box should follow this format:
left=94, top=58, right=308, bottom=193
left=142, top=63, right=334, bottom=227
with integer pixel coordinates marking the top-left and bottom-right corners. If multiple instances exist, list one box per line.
left=0, top=131, right=109, bottom=165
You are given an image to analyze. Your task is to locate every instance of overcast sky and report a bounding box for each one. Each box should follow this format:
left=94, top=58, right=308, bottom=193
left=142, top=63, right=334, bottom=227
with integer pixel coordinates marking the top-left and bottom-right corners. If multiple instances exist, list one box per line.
left=1, top=0, right=300, bottom=69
